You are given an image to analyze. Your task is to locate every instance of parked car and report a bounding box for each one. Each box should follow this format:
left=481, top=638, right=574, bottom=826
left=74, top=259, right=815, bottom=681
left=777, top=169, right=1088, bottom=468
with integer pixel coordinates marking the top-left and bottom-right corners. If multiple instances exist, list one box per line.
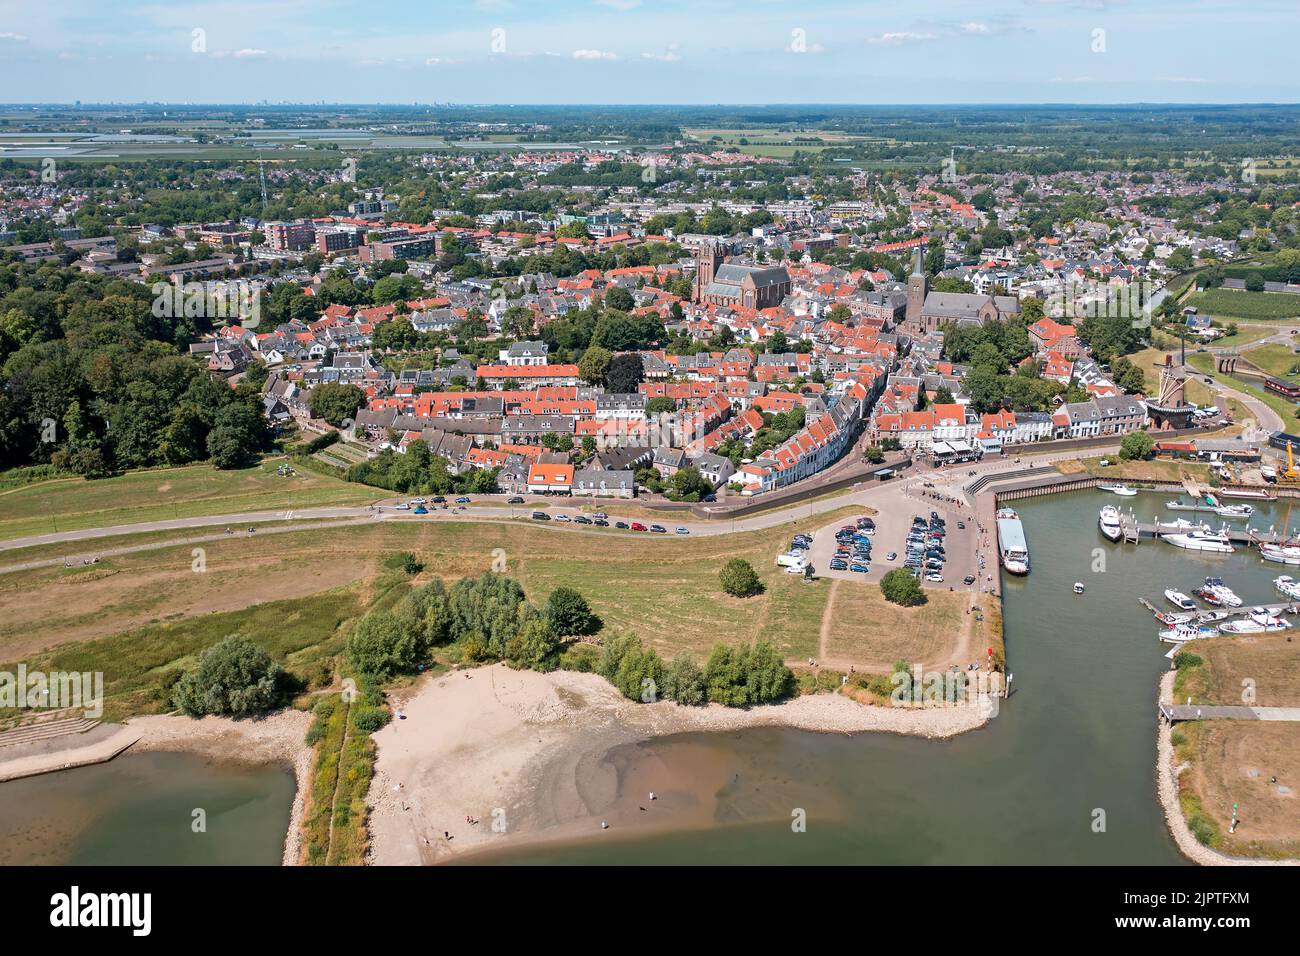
left=926, top=573, right=944, bottom=583
left=592, top=512, right=608, bottom=521
left=395, top=502, right=411, bottom=510
left=886, top=551, right=897, bottom=561
left=432, top=496, right=447, bottom=503
left=507, top=496, right=525, bottom=505
left=413, top=506, right=428, bottom=514
left=616, top=521, right=630, bottom=529
left=593, top=519, right=609, bottom=527
left=649, top=524, right=668, bottom=534
left=573, top=515, right=592, bottom=524
left=554, top=514, right=571, bottom=522
left=675, top=527, right=690, bottom=535
left=956, top=521, right=965, bottom=530
left=456, top=496, right=471, bottom=504
left=963, top=575, right=977, bottom=586
left=829, top=558, right=848, bottom=571
left=630, top=522, right=647, bottom=532
left=850, top=562, right=869, bottom=573
left=411, top=497, right=426, bottom=504
left=531, top=511, right=550, bottom=521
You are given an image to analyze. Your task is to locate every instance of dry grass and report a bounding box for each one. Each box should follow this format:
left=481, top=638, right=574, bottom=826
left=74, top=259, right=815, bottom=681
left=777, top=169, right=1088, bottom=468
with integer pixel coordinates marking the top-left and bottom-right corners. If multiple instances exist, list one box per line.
left=1179, top=721, right=1300, bottom=860
left=821, top=584, right=974, bottom=671
left=1174, top=632, right=1300, bottom=708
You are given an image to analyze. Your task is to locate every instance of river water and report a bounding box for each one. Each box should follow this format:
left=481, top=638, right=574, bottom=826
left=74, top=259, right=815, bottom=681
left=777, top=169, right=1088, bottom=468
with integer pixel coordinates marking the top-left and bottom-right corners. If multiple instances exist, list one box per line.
left=0, top=751, right=294, bottom=865
left=1, top=489, right=1292, bottom=864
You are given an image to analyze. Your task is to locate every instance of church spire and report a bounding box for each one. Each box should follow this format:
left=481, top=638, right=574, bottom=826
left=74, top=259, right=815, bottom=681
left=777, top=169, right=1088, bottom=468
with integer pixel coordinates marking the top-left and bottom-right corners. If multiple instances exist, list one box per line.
left=912, top=242, right=923, bottom=277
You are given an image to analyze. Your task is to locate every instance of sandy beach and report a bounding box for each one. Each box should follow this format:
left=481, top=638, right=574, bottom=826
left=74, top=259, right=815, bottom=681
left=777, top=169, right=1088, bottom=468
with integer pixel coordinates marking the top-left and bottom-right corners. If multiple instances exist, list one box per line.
left=128, top=709, right=314, bottom=866
left=1155, top=672, right=1297, bottom=867
left=367, top=663, right=990, bottom=865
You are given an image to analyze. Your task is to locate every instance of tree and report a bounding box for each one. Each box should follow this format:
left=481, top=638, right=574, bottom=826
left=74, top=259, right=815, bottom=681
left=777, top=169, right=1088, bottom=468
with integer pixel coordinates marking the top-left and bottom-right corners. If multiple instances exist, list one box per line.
left=880, top=568, right=927, bottom=607
left=206, top=401, right=264, bottom=469
left=661, top=652, right=706, bottom=705
left=545, top=586, right=600, bottom=636
left=309, top=382, right=365, bottom=427
left=347, top=610, right=426, bottom=679
left=720, top=558, right=764, bottom=598
left=605, top=352, right=645, bottom=393
left=1119, top=430, right=1155, bottom=461
left=604, top=286, right=635, bottom=311
left=171, top=636, right=286, bottom=716
left=504, top=617, right=561, bottom=672
left=578, top=345, right=612, bottom=385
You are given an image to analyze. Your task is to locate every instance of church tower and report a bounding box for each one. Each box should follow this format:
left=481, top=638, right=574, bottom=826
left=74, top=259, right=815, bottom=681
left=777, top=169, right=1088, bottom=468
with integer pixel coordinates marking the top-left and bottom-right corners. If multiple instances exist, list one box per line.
left=905, top=243, right=928, bottom=328
left=694, top=240, right=723, bottom=302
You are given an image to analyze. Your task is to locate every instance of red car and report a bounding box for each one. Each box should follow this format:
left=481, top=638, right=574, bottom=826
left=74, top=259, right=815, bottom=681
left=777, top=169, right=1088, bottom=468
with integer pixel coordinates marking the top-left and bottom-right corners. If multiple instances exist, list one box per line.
left=630, top=521, right=648, bottom=532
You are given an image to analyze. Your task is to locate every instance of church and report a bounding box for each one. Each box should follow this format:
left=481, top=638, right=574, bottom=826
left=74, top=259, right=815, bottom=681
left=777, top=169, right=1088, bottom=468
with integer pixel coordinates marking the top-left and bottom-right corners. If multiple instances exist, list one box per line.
left=905, top=246, right=1019, bottom=334
left=694, top=240, right=792, bottom=310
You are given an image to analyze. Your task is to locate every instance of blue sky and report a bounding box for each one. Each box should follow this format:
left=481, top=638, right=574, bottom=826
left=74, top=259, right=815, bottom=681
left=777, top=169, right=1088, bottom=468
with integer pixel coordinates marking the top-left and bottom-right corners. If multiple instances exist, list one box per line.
left=0, top=0, right=1295, bottom=104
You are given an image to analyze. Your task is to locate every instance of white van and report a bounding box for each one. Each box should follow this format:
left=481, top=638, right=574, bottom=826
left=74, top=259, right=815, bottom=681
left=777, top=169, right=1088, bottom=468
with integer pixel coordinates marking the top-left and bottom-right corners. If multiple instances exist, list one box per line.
left=776, top=551, right=807, bottom=569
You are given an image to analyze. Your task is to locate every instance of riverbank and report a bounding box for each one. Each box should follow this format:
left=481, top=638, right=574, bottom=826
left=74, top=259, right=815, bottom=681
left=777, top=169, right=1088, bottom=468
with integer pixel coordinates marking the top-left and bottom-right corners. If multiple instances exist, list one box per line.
left=1155, top=671, right=1298, bottom=867
left=367, top=664, right=989, bottom=865
left=128, top=709, right=313, bottom=866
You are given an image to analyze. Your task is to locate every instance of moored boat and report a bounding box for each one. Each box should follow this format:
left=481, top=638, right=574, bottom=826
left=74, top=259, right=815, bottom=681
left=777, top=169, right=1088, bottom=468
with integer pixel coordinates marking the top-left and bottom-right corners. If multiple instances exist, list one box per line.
left=1202, top=576, right=1243, bottom=607
left=1221, top=611, right=1292, bottom=635
left=1098, top=505, right=1123, bottom=542
left=1099, top=484, right=1138, bottom=497
left=1162, top=527, right=1235, bottom=553
left=1158, top=622, right=1220, bottom=643
left=1275, top=575, right=1300, bottom=601
left=1259, top=541, right=1300, bottom=565
left=1163, top=589, right=1198, bottom=611
left=995, top=508, right=1029, bottom=575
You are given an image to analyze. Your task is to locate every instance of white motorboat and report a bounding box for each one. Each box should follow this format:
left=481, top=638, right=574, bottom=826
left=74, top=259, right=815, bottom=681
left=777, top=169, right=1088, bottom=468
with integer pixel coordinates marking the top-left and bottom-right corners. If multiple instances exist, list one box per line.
left=1098, top=505, right=1123, bottom=542
left=1158, top=622, right=1220, bottom=643
left=1099, top=484, right=1138, bottom=497
left=1221, top=611, right=1292, bottom=635
left=1073, top=582, right=1086, bottom=594
left=1201, top=577, right=1242, bottom=607
left=1164, top=589, right=1198, bottom=611
left=1164, top=499, right=1254, bottom=519
left=1162, top=528, right=1235, bottom=553
left=1259, top=542, right=1300, bottom=565
left=1275, top=575, right=1300, bottom=601
left=1158, top=610, right=1196, bottom=625
left=1197, top=609, right=1231, bottom=624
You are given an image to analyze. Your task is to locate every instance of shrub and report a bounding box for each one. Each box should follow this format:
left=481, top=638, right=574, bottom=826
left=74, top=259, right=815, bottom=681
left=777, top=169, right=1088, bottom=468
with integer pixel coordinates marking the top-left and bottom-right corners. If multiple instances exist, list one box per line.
left=1119, top=431, right=1155, bottom=461
left=719, top=558, right=764, bottom=598
left=345, top=610, right=425, bottom=679
left=351, top=706, right=392, bottom=734
left=504, top=617, right=562, bottom=672
left=661, top=653, right=706, bottom=706
left=171, top=635, right=286, bottom=717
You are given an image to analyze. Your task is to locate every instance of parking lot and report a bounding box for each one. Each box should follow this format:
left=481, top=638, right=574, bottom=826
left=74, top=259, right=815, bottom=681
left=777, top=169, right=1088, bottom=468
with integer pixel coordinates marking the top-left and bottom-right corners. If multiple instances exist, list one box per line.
left=800, top=489, right=978, bottom=590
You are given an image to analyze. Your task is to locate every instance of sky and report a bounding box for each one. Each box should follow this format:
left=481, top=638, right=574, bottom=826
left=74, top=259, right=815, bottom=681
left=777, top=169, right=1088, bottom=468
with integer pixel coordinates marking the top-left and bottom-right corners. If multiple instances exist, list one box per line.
left=0, top=0, right=1296, bottom=105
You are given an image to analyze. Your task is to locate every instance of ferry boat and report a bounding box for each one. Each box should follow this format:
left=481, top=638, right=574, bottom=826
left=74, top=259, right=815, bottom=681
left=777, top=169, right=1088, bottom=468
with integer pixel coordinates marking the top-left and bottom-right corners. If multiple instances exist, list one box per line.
left=1098, top=505, right=1123, bottom=542
left=1158, top=622, right=1220, bottom=643
left=995, top=508, right=1029, bottom=575
left=1099, top=484, right=1138, bottom=497
left=1220, top=610, right=1292, bottom=635
left=1259, top=541, right=1300, bottom=565
left=1275, top=575, right=1300, bottom=601
left=1162, top=527, right=1235, bottom=553
left=1164, top=589, right=1198, bottom=611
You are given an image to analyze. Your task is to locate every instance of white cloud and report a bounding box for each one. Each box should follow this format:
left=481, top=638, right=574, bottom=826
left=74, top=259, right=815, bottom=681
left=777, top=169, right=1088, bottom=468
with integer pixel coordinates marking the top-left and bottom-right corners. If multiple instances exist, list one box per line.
left=961, top=22, right=993, bottom=35
left=866, top=32, right=936, bottom=45
left=572, top=48, right=618, bottom=60
left=1163, top=75, right=1208, bottom=84
left=233, top=48, right=268, bottom=58
left=642, top=51, right=681, bottom=62
left=0, top=31, right=28, bottom=41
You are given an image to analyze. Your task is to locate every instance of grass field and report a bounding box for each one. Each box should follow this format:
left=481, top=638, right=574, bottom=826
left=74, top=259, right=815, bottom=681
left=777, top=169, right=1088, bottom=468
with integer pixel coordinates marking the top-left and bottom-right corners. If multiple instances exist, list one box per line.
left=1211, top=324, right=1278, bottom=348
left=1185, top=288, right=1300, bottom=321
left=1187, top=352, right=1299, bottom=424
left=1173, top=632, right=1300, bottom=708
left=0, top=508, right=969, bottom=719
left=1175, top=721, right=1300, bottom=860
left=1242, top=342, right=1300, bottom=382
left=821, top=584, right=990, bottom=670
left=0, top=460, right=381, bottom=541
left=1057, top=455, right=1216, bottom=483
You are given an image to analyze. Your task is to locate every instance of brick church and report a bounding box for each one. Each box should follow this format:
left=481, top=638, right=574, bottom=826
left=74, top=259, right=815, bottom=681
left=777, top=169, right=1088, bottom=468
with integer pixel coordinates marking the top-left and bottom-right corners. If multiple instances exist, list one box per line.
left=694, top=240, right=792, bottom=310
